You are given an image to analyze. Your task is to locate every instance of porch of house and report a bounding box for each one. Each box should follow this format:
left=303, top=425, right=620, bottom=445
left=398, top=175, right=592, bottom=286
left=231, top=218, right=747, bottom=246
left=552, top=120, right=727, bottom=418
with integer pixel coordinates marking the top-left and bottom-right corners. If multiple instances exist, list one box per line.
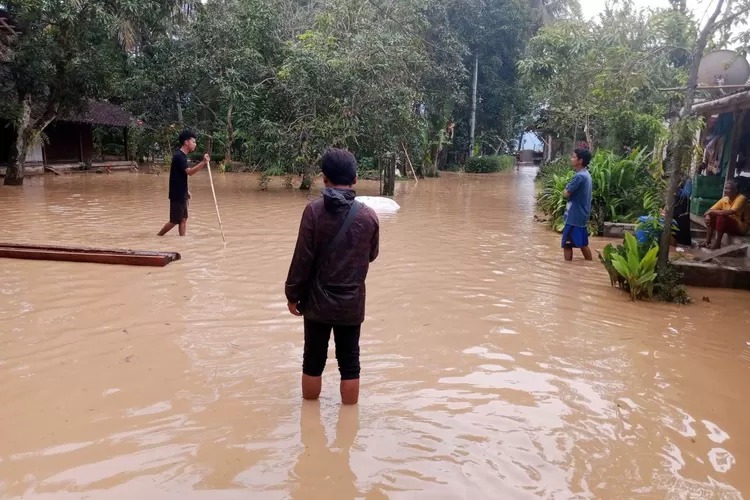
left=0, top=101, right=138, bottom=177
left=688, top=91, right=750, bottom=236
left=674, top=90, right=750, bottom=290
left=602, top=90, right=750, bottom=291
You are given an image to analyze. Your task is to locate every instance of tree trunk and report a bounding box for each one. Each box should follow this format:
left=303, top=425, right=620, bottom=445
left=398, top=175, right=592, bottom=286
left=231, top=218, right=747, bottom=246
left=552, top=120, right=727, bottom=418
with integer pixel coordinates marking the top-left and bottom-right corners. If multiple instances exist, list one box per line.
left=572, top=121, right=578, bottom=152
left=4, top=95, right=33, bottom=186
left=176, top=93, right=183, bottom=124
left=225, top=104, right=233, bottom=161
left=584, top=113, right=594, bottom=150
left=298, top=135, right=312, bottom=190
left=658, top=0, right=727, bottom=269
left=469, top=53, right=478, bottom=158
left=430, top=144, right=439, bottom=176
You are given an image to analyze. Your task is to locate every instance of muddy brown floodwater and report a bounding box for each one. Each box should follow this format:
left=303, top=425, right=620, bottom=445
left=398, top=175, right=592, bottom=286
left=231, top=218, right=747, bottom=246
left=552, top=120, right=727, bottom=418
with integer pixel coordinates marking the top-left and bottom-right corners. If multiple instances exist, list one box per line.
left=1, top=169, right=750, bottom=499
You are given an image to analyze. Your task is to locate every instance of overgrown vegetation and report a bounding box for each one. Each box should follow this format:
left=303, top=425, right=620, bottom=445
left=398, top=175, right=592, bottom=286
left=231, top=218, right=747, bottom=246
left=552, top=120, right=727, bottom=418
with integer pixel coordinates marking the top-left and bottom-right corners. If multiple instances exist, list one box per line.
left=519, top=3, right=689, bottom=152
left=598, top=225, right=690, bottom=304
left=536, top=149, right=665, bottom=234
left=464, top=155, right=515, bottom=174
left=1, top=0, right=547, bottom=186
left=602, top=233, right=659, bottom=301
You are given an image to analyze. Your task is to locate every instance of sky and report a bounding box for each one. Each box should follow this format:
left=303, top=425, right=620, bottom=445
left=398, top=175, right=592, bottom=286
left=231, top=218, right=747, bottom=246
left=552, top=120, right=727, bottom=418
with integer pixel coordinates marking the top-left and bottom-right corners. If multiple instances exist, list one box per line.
left=580, top=0, right=747, bottom=36
left=580, top=0, right=694, bottom=19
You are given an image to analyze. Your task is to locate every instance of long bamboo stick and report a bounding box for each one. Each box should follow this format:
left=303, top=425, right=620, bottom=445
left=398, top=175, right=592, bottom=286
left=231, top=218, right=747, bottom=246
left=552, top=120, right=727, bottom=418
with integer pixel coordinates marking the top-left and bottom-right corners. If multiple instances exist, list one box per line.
left=206, top=159, right=226, bottom=243
left=402, top=142, right=418, bottom=184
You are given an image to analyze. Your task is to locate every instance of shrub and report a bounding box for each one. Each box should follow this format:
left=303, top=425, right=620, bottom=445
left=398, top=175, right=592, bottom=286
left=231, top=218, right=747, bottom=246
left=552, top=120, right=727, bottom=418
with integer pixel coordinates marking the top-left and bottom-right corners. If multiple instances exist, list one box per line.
left=262, top=165, right=285, bottom=176
left=654, top=263, right=691, bottom=304
left=609, top=233, right=659, bottom=301
left=536, top=157, right=570, bottom=181
left=465, top=155, right=514, bottom=173
left=358, top=156, right=377, bottom=174
left=537, top=170, right=574, bottom=232
left=598, top=232, right=690, bottom=304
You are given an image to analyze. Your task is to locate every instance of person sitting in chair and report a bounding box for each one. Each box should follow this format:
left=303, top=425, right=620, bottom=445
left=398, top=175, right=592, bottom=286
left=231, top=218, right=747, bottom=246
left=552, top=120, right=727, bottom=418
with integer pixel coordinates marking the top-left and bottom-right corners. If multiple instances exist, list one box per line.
left=702, top=180, right=748, bottom=250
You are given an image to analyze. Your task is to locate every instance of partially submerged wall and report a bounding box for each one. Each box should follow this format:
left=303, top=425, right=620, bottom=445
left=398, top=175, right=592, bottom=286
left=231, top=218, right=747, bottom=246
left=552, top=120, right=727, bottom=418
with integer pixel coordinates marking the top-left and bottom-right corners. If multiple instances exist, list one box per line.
left=673, top=260, right=750, bottom=290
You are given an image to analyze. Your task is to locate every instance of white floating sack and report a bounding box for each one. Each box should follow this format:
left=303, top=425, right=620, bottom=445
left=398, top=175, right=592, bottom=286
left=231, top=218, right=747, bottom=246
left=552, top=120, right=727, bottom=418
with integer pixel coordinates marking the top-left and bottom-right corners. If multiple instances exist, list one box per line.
left=356, top=196, right=401, bottom=216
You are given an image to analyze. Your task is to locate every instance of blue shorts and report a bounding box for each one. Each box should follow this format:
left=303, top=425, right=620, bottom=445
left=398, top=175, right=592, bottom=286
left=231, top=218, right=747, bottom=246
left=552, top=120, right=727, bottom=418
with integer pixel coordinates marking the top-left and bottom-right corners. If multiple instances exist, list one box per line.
left=561, top=224, right=589, bottom=248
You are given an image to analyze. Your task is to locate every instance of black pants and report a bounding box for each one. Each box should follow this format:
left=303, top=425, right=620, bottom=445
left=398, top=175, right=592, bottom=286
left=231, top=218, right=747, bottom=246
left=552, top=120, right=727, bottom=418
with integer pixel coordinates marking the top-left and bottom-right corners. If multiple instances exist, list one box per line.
left=303, top=318, right=361, bottom=380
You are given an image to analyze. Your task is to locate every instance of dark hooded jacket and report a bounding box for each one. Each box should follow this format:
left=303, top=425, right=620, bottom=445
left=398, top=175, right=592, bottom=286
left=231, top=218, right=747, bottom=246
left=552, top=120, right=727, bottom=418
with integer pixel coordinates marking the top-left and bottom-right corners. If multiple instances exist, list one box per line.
left=285, top=188, right=380, bottom=325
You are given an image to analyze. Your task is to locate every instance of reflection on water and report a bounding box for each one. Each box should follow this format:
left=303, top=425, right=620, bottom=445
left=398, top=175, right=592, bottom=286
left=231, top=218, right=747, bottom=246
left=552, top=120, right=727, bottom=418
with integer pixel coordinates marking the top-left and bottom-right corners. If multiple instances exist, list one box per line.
left=1, top=170, right=750, bottom=499
left=290, top=402, right=359, bottom=500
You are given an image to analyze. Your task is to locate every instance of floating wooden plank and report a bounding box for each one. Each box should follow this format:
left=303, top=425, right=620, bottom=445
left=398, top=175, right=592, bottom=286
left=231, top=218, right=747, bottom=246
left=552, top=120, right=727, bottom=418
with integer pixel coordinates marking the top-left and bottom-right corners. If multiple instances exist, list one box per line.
left=44, top=165, right=63, bottom=176
left=0, top=243, right=180, bottom=267
left=694, top=243, right=749, bottom=263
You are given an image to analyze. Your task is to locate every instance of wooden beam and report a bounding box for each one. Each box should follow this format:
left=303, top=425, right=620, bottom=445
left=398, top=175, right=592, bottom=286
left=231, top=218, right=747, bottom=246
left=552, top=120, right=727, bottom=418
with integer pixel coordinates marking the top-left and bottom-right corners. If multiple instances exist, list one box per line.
left=123, top=127, right=129, bottom=161
left=0, top=17, right=18, bottom=36
left=78, top=125, right=84, bottom=163
left=692, top=90, right=750, bottom=115
left=0, top=243, right=181, bottom=267
left=694, top=243, right=750, bottom=263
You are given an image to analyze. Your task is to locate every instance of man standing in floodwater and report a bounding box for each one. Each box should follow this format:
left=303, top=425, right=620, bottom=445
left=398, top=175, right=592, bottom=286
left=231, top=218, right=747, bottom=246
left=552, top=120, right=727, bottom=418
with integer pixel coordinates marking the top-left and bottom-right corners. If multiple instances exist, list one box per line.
left=562, top=148, right=593, bottom=261
left=285, top=148, right=380, bottom=405
left=157, top=130, right=210, bottom=237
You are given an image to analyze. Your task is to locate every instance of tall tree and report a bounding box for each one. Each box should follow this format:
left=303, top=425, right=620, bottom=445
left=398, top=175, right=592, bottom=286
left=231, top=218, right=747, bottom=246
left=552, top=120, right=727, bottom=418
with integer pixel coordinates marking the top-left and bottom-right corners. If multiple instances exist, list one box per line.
left=0, top=0, right=190, bottom=185
left=519, top=2, right=693, bottom=153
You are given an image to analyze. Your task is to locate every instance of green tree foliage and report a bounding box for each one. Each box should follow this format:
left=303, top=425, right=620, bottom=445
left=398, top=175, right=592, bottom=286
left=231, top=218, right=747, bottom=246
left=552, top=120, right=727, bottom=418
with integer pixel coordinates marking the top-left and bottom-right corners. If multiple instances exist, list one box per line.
left=115, top=0, right=536, bottom=186
left=519, top=1, right=694, bottom=152
left=0, top=0, right=158, bottom=184
left=1, top=0, right=538, bottom=185
left=464, top=155, right=515, bottom=173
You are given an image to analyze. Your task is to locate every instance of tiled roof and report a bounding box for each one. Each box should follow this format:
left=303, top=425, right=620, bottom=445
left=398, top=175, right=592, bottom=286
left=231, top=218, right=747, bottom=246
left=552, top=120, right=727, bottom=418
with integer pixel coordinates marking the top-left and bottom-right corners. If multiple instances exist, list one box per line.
left=60, top=100, right=135, bottom=127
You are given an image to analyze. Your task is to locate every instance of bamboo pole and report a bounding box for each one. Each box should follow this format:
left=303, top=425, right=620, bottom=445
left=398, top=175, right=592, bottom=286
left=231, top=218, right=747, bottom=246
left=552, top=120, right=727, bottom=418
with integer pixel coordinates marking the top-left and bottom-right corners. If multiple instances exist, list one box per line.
left=402, top=143, right=418, bottom=184
left=206, top=158, right=226, bottom=244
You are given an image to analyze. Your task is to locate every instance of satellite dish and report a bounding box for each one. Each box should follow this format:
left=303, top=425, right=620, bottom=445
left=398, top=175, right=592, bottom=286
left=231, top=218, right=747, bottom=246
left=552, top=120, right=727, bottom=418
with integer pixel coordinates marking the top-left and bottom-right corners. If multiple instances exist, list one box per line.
left=697, top=50, right=750, bottom=89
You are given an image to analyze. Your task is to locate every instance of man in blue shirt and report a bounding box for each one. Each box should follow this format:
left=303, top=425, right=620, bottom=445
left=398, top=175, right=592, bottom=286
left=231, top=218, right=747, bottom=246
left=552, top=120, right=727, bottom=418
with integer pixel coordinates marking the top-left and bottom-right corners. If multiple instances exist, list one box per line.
left=562, top=148, right=593, bottom=261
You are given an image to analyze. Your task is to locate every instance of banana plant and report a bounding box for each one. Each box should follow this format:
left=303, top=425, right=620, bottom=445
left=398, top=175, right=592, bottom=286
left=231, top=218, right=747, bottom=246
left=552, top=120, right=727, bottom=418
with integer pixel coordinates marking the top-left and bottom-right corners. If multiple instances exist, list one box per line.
left=538, top=171, right=574, bottom=231
left=597, top=243, right=621, bottom=288
left=610, top=232, right=659, bottom=301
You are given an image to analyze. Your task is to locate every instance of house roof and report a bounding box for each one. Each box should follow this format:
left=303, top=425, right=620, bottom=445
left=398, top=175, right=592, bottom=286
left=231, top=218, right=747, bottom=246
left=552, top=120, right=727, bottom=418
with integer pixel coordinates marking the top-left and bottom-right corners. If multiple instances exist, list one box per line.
left=692, top=90, right=750, bottom=115
left=60, top=100, right=135, bottom=127
left=0, top=9, right=18, bottom=61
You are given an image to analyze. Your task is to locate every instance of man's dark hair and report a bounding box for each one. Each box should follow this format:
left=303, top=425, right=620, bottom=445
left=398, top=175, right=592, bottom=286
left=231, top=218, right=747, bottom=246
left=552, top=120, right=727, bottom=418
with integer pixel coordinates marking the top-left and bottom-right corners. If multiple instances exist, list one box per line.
left=178, top=129, right=197, bottom=147
left=321, top=148, right=357, bottom=186
left=574, top=148, right=592, bottom=167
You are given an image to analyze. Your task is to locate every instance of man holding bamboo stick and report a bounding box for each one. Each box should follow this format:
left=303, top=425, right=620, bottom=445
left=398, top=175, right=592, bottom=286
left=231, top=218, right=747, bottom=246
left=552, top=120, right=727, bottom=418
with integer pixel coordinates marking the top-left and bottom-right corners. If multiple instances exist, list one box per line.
left=158, top=130, right=210, bottom=237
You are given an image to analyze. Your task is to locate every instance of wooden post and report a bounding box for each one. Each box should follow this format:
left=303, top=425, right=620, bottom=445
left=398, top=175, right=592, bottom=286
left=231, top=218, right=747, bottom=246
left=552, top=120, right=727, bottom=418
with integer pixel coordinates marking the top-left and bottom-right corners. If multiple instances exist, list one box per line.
left=378, top=155, right=383, bottom=195
left=78, top=125, right=84, bottom=163
left=383, top=153, right=396, bottom=196
left=124, top=127, right=129, bottom=161
left=727, top=109, right=747, bottom=179
left=380, top=153, right=396, bottom=196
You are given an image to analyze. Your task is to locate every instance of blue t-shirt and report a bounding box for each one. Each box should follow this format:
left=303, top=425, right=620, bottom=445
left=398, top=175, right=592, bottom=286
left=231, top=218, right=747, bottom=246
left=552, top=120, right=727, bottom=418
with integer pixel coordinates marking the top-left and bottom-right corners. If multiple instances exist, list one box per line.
left=564, top=169, right=593, bottom=227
